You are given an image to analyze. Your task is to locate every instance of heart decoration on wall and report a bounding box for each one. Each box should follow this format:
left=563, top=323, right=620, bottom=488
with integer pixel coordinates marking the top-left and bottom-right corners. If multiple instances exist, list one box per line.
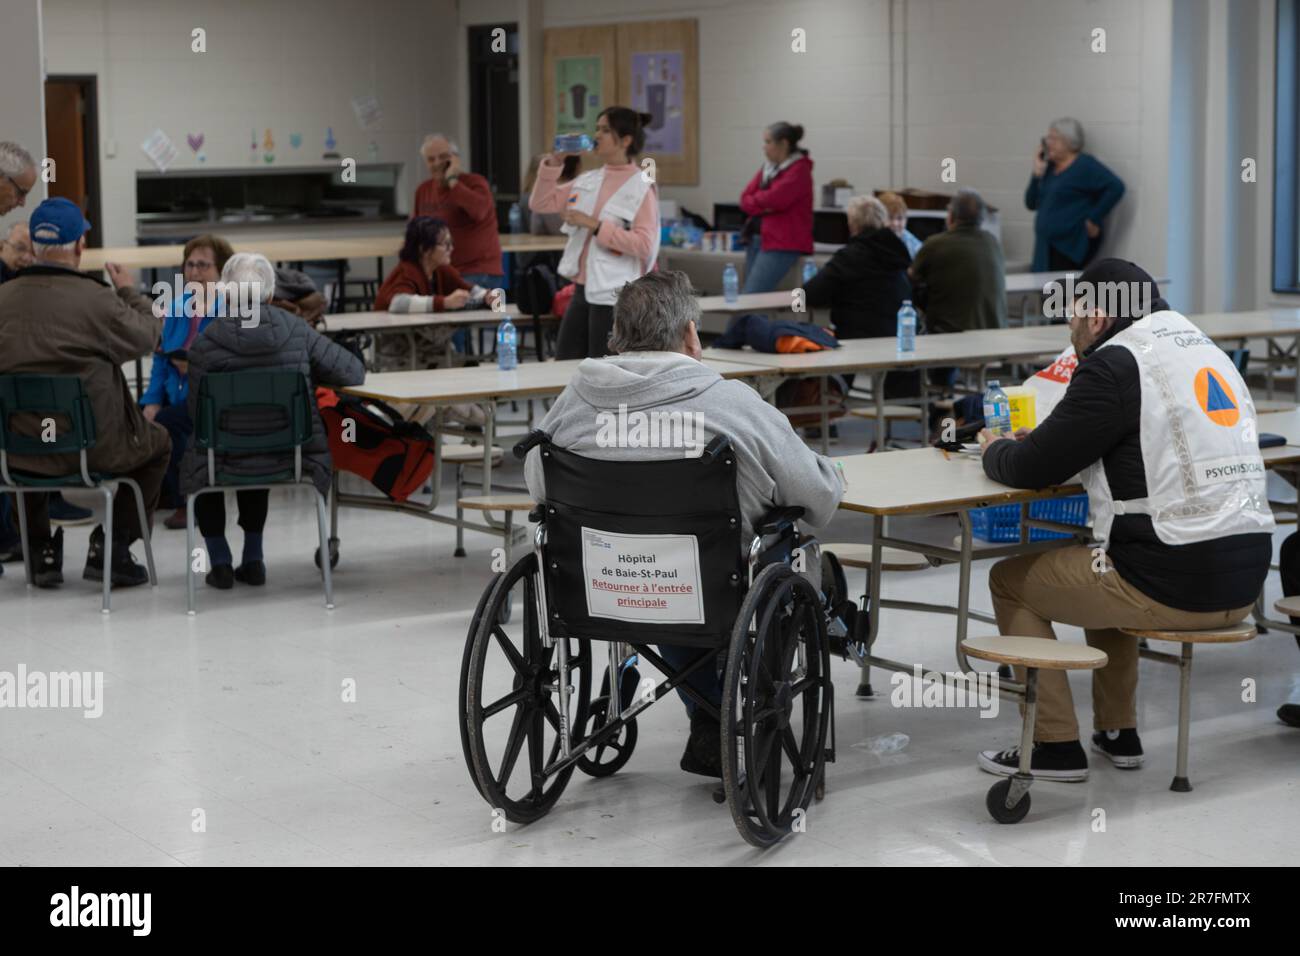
left=289, top=133, right=302, bottom=149
left=186, top=133, right=204, bottom=152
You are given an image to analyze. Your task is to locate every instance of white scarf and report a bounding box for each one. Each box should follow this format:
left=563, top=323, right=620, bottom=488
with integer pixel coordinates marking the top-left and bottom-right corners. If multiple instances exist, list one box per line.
left=760, top=152, right=801, bottom=188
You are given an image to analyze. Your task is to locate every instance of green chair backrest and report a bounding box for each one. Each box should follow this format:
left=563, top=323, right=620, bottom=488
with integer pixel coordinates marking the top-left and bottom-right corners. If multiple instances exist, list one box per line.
left=194, top=369, right=313, bottom=456
left=0, top=374, right=97, bottom=457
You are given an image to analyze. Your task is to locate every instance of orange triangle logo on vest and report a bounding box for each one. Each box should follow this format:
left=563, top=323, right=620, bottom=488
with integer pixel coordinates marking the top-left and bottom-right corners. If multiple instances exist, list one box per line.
left=1194, top=367, right=1240, bottom=426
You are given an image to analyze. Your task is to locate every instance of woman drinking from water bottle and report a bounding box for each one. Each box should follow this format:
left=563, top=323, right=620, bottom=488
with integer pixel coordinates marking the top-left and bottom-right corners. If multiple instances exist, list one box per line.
left=529, top=106, right=660, bottom=359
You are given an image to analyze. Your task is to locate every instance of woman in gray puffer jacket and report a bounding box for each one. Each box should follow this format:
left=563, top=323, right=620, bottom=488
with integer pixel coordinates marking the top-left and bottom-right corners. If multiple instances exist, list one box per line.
left=181, top=253, right=365, bottom=589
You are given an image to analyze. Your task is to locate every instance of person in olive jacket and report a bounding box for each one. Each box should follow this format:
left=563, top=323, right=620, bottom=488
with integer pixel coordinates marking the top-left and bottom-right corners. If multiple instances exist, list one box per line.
left=180, top=253, right=365, bottom=590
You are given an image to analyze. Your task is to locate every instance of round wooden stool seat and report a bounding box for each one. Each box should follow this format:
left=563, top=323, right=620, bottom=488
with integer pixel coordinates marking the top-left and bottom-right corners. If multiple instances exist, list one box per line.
left=1119, top=624, right=1255, bottom=644
left=442, top=444, right=504, bottom=464
left=1274, top=596, right=1300, bottom=617
left=961, top=635, right=1108, bottom=670
left=848, top=405, right=924, bottom=421
left=824, top=542, right=930, bottom=571
left=457, top=494, right=535, bottom=512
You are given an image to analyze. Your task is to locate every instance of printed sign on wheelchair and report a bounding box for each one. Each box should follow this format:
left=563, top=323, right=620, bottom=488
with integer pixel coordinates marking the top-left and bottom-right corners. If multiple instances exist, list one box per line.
left=582, top=528, right=704, bottom=624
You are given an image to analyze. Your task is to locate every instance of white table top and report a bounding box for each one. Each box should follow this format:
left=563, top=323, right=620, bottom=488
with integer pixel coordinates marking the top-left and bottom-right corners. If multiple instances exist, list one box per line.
left=703, top=325, right=1068, bottom=376
left=318, top=305, right=561, bottom=334
left=79, top=233, right=567, bottom=272
left=1004, top=271, right=1171, bottom=295
left=343, top=356, right=763, bottom=405
left=695, top=291, right=795, bottom=313
left=834, top=448, right=1082, bottom=516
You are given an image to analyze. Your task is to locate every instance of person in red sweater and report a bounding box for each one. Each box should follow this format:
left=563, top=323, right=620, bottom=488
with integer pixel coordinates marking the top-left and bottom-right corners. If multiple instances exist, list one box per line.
left=738, top=121, right=814, bottom=294
left=375, top=216, right=502, bottom=313
left=412, top=134, right=503, bottom=290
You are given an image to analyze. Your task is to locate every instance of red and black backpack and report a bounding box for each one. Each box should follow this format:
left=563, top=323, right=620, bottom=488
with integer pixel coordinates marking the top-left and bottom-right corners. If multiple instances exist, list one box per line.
left=316, top=388, right=435, bottom=502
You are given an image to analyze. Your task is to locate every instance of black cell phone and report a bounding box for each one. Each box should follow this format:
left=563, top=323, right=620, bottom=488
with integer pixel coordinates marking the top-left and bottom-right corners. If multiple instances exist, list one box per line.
left=165, top=349, right=188, bottom=362
left=1039, top=138, right=1048, bottom=162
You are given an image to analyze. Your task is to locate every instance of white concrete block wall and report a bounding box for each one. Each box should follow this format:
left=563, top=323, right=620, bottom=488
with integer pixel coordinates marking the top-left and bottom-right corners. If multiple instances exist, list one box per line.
left=40, top=0, right=459, bottom=247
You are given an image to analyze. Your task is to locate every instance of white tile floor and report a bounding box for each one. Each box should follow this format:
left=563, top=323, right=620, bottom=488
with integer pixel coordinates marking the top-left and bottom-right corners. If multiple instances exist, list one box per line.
left=1, top=419, right=1296, bottom=866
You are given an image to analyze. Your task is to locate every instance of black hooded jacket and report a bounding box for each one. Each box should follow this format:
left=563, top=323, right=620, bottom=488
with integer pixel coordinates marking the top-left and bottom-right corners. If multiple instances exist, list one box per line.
left=802, top=227, right=912, bottom=340
left=982, top=314, right=1271, bottom=612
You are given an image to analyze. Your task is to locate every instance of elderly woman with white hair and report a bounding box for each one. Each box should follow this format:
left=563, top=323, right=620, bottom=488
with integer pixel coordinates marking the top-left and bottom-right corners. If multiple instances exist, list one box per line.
left=180, top=253, right=365, bottom=591
left=1025, top=117, right=1126, bottom=271
left=802, top=195, right=912, bottom=340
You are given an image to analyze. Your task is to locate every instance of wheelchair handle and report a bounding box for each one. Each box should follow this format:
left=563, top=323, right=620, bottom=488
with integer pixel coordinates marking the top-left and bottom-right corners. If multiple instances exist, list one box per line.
left=513, top=429, right=551, bottom=460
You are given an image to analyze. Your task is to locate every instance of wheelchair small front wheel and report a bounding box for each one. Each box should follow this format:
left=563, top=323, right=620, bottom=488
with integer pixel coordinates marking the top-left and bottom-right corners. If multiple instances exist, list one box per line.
left=576, top=696, right=637, bottom=777
left=462, top=553, right=591, bottom=825
left=721, top=563, right=832, bottom=849
left=986, top=778, right=1031, bottom=824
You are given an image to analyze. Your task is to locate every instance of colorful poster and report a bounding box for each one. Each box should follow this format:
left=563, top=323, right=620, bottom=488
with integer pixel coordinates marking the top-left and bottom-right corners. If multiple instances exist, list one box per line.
left=555, top=55, right=603, bottom=136
left=630, top=51, right=684, bottom=156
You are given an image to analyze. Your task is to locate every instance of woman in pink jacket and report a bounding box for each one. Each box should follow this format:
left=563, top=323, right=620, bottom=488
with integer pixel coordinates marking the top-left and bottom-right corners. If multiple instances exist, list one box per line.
left=738, top=122, right=814, bottom=293
left=530, top=107, right=660, bottom=359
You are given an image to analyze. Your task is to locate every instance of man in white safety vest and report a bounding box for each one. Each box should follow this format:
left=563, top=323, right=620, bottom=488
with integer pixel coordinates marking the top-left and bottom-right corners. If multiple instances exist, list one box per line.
left=977, top=259, right=1274, bottom=782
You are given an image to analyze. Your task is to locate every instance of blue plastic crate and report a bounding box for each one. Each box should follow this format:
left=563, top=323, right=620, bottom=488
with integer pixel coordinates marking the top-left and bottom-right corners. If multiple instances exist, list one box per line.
left=970, top=495, right=1090, bottom=543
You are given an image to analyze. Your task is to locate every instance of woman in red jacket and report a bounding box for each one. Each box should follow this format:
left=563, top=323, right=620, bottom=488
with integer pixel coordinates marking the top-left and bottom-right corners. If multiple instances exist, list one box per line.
left=738, top=122, right=814, bottom=293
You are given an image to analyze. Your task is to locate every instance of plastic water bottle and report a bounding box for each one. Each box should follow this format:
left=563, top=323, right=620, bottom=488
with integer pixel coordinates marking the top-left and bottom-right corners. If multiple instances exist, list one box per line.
left=507, top=202, right=522, bottom=234
left=722, top=263, right=740, bottom=304
left=497, top=316, right=518, bottom=371
left=983, top=380, right=1012, bottom=435
left=802, top=257, right=818, bottom=284
left=895, top=299, right=916, bottom=354
left=554, top=133, right=593, bottom=152
left=855, top=732, right=910, bottom=755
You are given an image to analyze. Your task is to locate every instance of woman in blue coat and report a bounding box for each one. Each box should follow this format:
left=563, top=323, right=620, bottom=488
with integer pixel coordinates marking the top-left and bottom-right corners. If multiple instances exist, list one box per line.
left=1024, top=118, right=1125, bottom=272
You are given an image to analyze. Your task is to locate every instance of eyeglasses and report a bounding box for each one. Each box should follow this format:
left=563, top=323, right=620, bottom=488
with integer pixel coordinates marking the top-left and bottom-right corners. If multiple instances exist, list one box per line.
left=184, top=259, right=217, bottom=270
left=436, top=238, right=454, bottom=249
left=3, top=174, right=31, bottom=201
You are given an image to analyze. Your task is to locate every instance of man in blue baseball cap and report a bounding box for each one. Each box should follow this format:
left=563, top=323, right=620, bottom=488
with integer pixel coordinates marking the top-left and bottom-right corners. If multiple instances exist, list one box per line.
left=0, top=196, right=169, bottom=591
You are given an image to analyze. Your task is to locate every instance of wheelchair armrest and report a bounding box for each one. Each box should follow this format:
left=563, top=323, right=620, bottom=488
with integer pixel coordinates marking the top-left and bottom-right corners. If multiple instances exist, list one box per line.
left=513, top=429, right=551, bottom=461
left=528, top=504, right=546, bottom=524
left=756, top=506, right=805, bottom=537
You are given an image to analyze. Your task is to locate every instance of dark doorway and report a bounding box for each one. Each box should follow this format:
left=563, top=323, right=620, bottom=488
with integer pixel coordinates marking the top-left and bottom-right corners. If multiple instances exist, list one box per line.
left=468, top=23, right=520, bottom=223
left=44, top=75, right=101, bottom=248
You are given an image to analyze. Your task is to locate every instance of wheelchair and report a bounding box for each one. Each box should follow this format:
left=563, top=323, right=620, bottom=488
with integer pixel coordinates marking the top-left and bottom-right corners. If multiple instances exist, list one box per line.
left=458, top=430, right=844, bottom=848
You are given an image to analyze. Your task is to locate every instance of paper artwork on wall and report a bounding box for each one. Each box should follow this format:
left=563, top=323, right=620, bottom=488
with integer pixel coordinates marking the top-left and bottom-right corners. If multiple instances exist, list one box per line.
left=140, top=129, right=179, bottom=173
left=352, top=94, right=382, bottom=131
left=186, top=132, right=206, bottom=163
left=323, top=127, right=339, bottom=159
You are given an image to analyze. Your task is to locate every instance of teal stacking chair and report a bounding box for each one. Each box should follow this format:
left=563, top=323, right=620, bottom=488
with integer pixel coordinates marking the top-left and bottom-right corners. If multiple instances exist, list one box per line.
left=185, top=370, right=333, bottom=614
left=0, top=374, right=158, bottom=613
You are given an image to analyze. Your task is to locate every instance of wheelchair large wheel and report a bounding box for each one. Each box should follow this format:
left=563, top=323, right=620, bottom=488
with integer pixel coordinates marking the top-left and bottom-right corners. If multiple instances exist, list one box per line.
left=462, top=552, right=592, bottom=825
left=721, top=563, right=832, bottom=849
left=459, top=569, right=503, bottom=801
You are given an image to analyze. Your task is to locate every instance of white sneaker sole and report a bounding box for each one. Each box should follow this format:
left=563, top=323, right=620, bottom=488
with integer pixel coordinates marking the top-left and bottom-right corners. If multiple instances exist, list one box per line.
left=1090, top=741, right=1144, bottom=769
left=977, top=751, right=1088, bottom=782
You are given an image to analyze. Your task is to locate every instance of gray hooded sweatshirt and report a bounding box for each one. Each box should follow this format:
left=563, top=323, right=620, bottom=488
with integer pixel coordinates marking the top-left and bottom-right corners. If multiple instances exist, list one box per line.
left=524, top=351, right=845, bottom=546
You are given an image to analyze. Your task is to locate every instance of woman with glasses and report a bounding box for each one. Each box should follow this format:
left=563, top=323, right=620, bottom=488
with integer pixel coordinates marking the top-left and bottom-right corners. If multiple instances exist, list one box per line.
left=373, top=216, right=502, bottom=369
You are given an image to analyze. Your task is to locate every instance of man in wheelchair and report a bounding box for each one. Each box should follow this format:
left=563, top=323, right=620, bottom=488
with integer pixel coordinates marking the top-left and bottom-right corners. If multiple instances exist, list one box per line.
left=522, top=270, right=845, bottom=778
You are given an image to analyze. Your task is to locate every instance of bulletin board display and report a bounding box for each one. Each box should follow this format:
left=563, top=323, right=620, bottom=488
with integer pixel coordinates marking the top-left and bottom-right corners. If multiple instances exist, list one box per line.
left=542, top=19, right=699, bottom=186
left=616, top=19, right=698, bottom=185
left=543, top=26, right=619, bottom=152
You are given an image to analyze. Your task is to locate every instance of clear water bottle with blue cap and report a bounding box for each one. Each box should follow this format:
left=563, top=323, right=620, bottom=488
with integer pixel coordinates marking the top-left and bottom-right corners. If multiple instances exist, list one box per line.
left=507, top=202, right=522, bottom=234
left=722, top=263, right=739, bottom=304
left=497, top=314, right=518, bottom=371
left=983, top=380, right=1011, bottom=435
left=802, top=257, right=818, bottom=284
left=895, top=299, right=916, bottom=354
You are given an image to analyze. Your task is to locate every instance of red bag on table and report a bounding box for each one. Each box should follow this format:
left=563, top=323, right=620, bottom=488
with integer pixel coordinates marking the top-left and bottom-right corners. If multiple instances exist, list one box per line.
left=316, top=388, right=434, bottom=502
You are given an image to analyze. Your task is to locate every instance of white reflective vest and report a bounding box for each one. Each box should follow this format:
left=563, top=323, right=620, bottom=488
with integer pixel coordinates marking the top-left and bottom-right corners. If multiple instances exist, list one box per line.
left=1084, top=310, right=1274, bottom=546
left=557, top=167, right=659, bottom=306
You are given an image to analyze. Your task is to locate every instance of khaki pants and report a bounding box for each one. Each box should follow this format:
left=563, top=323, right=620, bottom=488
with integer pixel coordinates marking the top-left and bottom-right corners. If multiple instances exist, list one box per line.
left=987, top=547, right=1253, bottom=742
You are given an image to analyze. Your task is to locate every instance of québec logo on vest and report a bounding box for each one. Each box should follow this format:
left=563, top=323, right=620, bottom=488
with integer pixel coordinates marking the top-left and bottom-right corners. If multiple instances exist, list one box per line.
left=1194, top=367, right=1239, bottom=426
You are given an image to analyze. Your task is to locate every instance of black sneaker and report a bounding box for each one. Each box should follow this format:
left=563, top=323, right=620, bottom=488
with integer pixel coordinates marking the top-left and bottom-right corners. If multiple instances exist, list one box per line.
left=48, top=493, right=94, bottom=526
left=206, top=564, right=235, bottom=590
left=29, top=527, right=64, bottom=588
left=1277, top=704, right=1300, bottom=728
left=234, top=561, right=266, bottom=586
left=1091, top=728, right=1144, bottom=769
left=680, top=708, right=723, bottom=778
left=0, top=536, right=22, bottom=563
left=82, top=526, right=149, bottom=587
left=978, top=740, right=1088, bottom=782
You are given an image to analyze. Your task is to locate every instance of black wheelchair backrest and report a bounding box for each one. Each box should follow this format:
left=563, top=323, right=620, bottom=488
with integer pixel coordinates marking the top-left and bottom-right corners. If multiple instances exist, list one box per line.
left=528, top=430, right=745, bottom=648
